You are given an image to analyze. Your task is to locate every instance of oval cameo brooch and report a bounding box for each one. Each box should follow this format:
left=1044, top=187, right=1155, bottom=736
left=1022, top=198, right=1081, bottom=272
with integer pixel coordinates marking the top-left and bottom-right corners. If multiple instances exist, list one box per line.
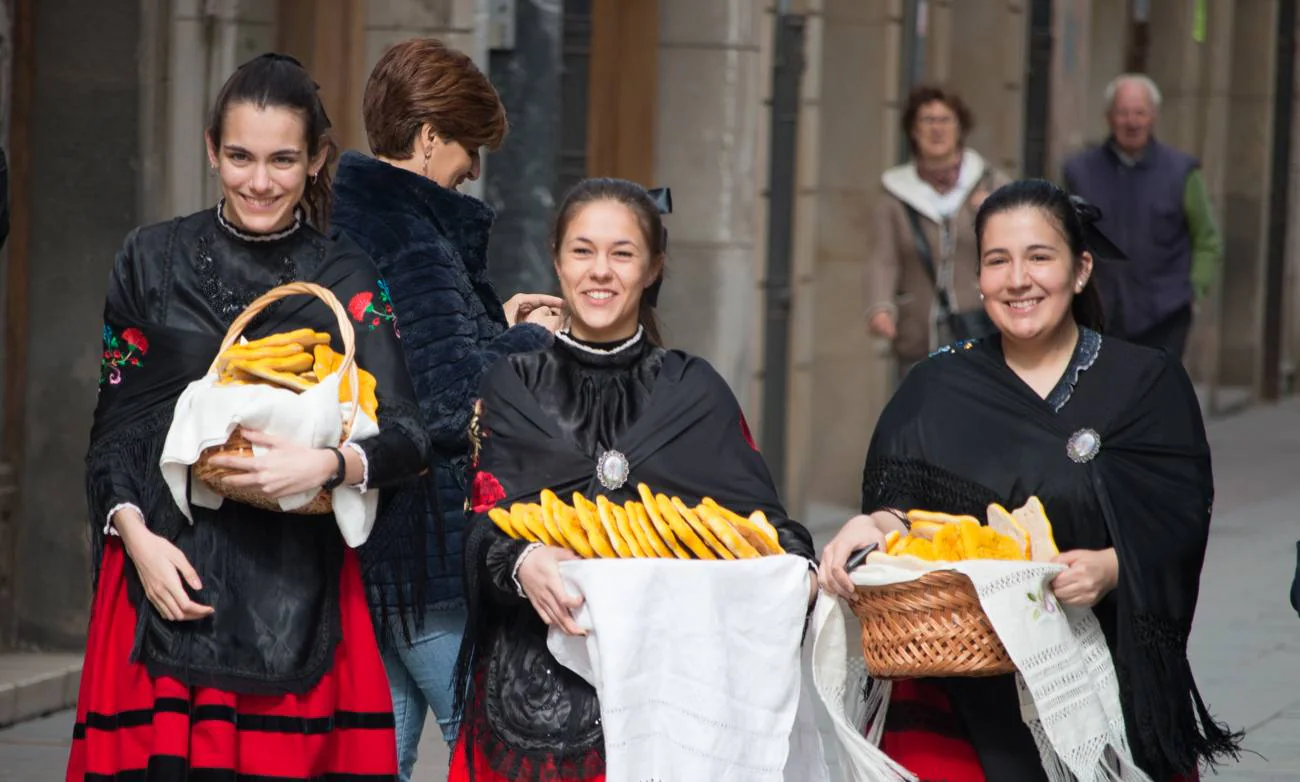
left=1067, top=428, right=1102, bottom=464
left=597, top=449, right=630, bottom=491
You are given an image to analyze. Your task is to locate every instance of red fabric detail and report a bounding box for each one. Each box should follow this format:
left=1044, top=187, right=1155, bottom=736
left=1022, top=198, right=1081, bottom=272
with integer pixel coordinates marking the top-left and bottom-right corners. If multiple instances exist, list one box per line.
left=739, top=412, right=758, bottom=452
left=66, top=539, right=397, bottom=780
left=471, top=470, right=506, bottom=513
left=448, top=727, right=605, bottom=782
left=120, top=328, right=149, bottom=354
left=878, top=679, right=986, bottom=782
left=347, top=291, right=374, bottom=322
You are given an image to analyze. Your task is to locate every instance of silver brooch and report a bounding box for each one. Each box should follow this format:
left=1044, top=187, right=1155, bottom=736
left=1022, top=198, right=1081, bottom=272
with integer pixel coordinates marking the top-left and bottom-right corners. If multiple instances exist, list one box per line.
left=1067, top=428, right=1102, bottom=463
left=597, top=450, right=630, bottom=491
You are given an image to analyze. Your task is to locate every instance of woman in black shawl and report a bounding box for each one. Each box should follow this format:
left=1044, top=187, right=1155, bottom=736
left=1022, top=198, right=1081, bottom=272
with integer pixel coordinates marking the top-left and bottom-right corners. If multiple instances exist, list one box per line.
left=819, top=179, right=1239, bottom=781
left=448, top=178, right=816, bottom=781
left=67, top=55, right=430, bottom=780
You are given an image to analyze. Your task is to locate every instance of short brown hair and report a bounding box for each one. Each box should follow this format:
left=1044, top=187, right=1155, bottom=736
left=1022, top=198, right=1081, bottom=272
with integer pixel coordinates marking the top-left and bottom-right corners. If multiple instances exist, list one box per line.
left=901, top=85, right=973, bottom=156
left=362, top=38, right=508, bottom=158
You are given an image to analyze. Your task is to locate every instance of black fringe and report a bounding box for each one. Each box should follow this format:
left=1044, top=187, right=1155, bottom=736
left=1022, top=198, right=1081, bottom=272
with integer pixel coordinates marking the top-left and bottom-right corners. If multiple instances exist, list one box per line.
left=861, top=456, right=1001, bottom=517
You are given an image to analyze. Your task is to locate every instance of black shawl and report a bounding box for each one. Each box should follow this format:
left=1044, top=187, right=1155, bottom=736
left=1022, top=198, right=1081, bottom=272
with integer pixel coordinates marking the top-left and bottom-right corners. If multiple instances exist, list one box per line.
left=862, top=335, right=1241, bottom=779
left=452, top=343, right=815, bottom=774
left=86, top=208, right=429, bottom=694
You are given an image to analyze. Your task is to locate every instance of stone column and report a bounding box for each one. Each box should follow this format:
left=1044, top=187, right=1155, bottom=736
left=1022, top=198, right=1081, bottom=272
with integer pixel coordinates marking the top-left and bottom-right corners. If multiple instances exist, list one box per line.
left=14, top=0, right=146, bottom=647
left=783, top=0, right=901, bottom=519
left=652, top=0, right=766, bottom=396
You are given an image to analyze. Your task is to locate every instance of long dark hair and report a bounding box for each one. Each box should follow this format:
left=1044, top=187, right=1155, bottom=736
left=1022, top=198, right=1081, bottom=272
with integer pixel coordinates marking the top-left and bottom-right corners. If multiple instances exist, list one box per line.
left=550, top=177, right=668, bottom=345
left=207, top=53, right=337, bottom=230
left=974, top=179, right=1107, bottom=332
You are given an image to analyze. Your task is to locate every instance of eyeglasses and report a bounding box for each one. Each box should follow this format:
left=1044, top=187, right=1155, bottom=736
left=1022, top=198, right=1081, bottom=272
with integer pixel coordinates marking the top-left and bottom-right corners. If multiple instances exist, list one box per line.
left=917, top=114, right=957, bottom=127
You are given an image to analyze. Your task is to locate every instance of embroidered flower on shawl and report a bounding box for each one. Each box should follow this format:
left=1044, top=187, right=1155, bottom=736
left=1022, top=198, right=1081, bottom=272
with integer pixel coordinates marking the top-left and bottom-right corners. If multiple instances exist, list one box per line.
left=100, top=324, right=149, bottom=386
left=739, top=412, right=759, bottom=452
left=1026, top=588, right=1059, bottom=621
left=928, top=337, right=981, bottom=358
left=470, top=470, right=506, bottom=513
left=347, top=281, right=399, bottom=334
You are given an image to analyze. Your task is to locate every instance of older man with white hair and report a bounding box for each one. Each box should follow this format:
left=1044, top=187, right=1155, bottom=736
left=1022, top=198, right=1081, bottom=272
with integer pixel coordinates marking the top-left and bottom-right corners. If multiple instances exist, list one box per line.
left=1064, top=73, right=1221, bottom=359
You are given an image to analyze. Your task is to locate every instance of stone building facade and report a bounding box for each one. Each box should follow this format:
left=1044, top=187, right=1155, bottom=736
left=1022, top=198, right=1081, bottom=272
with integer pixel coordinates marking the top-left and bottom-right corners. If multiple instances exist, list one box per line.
left=1, top=0, right=1297, bottom=648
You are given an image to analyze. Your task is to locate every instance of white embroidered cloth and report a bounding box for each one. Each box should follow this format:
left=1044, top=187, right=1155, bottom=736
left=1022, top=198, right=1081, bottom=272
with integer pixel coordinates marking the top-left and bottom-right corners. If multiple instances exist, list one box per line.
left=811, top=560, right=1153, bottom=782
left=159, top=372, right=379, bottom=547
left=547, top=556, right=830, bottom=782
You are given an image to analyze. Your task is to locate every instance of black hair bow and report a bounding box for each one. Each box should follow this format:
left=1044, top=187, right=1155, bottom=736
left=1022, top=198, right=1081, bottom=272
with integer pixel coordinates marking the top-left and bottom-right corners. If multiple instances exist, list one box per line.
left=644, top=187, right=672, bottom=307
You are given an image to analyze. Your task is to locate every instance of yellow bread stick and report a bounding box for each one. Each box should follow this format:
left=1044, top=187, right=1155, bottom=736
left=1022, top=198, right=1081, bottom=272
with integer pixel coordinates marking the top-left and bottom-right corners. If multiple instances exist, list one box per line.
left=538, top=491, right=572, bottom=550
left=239, top=328, right=331, bottom=352
left=555, top=502, right=594, bottom=558
left=637, top=485, right=691, bottom=559
left=233, top=361, right=318, bottom=392
left=595, top=496, right=635, bottom=558
left=695, top=504, right=760, bottom=559
left=595, top=495, right=633, bottom=557
left=884, top=529, right=905, bottom=555
left=217, top=342, right=305, bottom=372
left=987, top=502, right=1031, bottom=559
left=488, top=507, right=520, bottom=539
left=907, top=509, right=981, bottom=527
left=573, top=493, right=617, bottom=558
left=655, top=493, right=714, bottom=560
left=618, top=501, right=655, bottom=557
left=671, top=498, right=733, bottom=559
left=509, top=503, right=543, bottom=544
left=703, top=498, right=783, bottom=553
left=628, top=501, right=674, bottom=558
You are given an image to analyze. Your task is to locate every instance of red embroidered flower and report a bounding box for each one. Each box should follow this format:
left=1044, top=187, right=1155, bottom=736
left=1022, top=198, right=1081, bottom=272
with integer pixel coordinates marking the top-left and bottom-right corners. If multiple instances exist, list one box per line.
left=740, top=412, right=759, bottom=452
left=471, top=471, right=506, bottom=513
left=347, top=291, right=374, bottom=321
left=121, top=328, right=149, bottom=354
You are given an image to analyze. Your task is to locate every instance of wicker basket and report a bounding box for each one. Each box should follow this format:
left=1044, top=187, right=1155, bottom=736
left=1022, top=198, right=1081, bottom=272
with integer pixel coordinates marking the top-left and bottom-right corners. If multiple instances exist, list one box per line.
left=848, top=569, right=1015, bottom=679
left=191, top=282, right=360, bottom=515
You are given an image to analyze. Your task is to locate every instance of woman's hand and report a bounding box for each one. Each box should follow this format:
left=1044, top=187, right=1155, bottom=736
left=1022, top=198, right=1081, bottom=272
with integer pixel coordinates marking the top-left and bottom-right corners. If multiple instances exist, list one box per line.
left=205, top=430, right=338, bottom=499
left=115, top=510, right=213, bottom=622
left=867, top=311, right=897, bottom=340
left=818, top=514, right=890, bottom=600
left=517, top=545, right=587, bottom=636
left=504, top=293, right=566, bottom=327
left=524, top=304, right=566, bottom=333
left=1050, top=548, right=1119, bottom=608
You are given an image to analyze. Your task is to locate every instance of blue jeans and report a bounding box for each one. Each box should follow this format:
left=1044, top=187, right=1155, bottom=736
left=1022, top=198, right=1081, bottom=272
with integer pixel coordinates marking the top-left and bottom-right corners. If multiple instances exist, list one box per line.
left=381, top=601, right=468, bottom=782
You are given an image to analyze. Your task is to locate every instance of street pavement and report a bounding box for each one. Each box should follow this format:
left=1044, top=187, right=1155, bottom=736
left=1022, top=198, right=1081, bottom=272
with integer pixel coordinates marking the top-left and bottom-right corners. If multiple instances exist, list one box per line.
left=4, top=399, right=1298, bottom=781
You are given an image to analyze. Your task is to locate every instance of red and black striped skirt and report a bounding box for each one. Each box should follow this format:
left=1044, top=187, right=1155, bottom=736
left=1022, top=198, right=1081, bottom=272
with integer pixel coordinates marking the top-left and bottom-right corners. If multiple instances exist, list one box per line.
left=65, top=538, right=398, bottom=781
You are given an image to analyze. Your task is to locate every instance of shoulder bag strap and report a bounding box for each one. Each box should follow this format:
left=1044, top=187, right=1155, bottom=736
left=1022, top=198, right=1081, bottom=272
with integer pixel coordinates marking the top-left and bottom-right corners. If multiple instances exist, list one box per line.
left=902, top=202, right=955, bottom=318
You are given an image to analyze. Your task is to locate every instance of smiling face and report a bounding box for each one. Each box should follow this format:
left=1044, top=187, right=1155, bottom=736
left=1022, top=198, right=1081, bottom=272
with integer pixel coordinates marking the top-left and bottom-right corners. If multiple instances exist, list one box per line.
left=554, top=199, right=661, bottom=342
left=425, top=134, right=481, bottom=190
left=978, top=206, right=1092, bottom=346
left=206, top=102, right=326, bottom=234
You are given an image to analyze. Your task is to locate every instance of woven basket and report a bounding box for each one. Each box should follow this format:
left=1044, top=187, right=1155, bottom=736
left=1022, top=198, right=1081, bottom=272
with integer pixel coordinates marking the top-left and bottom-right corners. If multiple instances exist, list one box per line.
left=191, top=282, right=360, bottom=515
left=848, top=569, right=1015, bottom=679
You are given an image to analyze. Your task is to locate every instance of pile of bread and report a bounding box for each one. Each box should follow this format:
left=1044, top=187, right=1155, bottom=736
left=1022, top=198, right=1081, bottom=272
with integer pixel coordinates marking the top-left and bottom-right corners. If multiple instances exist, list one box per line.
left=489, top=484, right=786, bottom=559
left=214, top=328, right=378, bottom=420
left=877, top=497, right=1060, bottom=564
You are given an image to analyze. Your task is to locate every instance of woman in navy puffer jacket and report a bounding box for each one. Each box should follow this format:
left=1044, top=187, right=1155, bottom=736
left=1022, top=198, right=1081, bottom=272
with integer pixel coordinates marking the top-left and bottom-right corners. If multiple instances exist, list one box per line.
left=332, top=38, right=563, bottom=781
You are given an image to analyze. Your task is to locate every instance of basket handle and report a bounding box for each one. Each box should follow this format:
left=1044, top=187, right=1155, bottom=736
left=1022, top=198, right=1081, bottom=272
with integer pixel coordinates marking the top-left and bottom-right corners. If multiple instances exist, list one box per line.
left=206, top=281, right=361, bottom=433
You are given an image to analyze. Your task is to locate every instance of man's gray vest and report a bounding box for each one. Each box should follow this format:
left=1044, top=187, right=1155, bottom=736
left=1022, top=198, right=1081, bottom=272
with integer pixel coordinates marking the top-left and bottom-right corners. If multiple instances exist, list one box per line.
left=1064, top=139, right=1197, bottom=337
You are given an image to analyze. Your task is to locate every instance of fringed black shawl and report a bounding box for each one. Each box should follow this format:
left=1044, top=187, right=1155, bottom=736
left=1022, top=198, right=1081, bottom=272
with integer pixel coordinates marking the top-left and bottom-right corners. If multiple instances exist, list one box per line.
left=861, top=334, right=1241, bottom=779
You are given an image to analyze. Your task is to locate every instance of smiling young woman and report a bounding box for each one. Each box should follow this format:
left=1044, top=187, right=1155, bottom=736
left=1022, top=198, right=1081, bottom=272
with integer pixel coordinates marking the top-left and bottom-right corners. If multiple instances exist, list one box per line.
left=67, top=54, right=431, bottom=781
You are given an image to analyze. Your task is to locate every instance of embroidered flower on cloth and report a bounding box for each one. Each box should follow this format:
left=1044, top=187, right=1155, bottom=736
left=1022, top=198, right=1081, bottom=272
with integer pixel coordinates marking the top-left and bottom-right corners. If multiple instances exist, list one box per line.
left=471, top=471, right=506, bottom=513
left=1026, top=588, right=1059, bottom=622
left=347, top=280, right=399, bottom=334
left=100, top=325, right=149, bottom=385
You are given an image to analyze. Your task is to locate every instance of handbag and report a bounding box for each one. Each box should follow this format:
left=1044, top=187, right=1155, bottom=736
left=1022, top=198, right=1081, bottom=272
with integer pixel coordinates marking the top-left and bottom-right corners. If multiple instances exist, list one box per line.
left=902, top=201, right=997, bottom=342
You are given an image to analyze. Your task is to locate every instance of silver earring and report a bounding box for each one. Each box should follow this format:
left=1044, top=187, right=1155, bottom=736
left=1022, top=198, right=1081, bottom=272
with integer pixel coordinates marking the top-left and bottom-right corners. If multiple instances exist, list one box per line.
left=979, top=293, right=985, bottom=301
left=310, top=172, right=318, bottom=184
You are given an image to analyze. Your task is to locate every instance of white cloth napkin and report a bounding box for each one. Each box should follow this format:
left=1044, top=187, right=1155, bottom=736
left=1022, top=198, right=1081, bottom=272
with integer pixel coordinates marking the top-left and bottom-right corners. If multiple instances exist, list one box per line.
left=547, top=555, right=827, bottom=782
left=159, top=371, right=379, bottom=547
left=811, top=560, right=1153, bottom=782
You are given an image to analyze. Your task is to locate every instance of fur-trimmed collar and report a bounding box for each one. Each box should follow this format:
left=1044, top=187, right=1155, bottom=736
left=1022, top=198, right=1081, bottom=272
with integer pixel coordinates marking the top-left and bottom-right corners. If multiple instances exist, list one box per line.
left=880, top=147, right=989, bottom=223
left=332, top=150, right=495, bottom=273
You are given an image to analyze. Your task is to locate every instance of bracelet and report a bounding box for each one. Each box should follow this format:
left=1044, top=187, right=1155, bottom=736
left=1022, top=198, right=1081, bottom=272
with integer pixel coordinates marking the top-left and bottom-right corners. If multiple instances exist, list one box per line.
left=322, top=447, right=346, bottom=492
left=511, top=542, right=545, bottom=599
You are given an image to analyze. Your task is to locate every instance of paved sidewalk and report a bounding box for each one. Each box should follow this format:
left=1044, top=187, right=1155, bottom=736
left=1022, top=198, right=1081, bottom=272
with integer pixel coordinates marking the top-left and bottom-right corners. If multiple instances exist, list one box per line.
left=4, top=400, right=1299, bottom=781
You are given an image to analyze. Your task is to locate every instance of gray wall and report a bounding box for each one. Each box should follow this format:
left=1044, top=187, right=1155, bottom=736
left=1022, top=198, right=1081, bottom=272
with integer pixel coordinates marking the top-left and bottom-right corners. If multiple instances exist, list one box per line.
left=14, top=0, right=142, bottom=647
